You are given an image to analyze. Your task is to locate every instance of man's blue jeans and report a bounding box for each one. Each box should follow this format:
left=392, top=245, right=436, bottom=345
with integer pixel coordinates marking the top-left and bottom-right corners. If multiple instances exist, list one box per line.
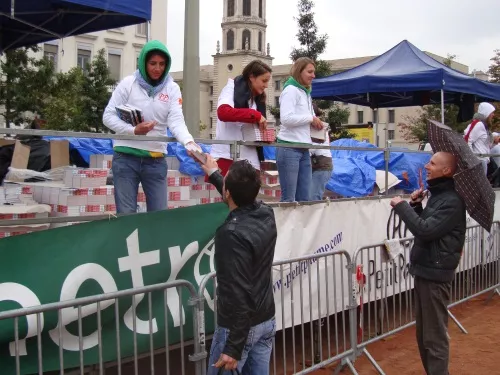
left=311, top=169, right=332, bottom=201
left=111, top=152, right=168, bottom=213
left=276, top=147, right=312, bottom=202
left=207, top=318, right=276, bottom=375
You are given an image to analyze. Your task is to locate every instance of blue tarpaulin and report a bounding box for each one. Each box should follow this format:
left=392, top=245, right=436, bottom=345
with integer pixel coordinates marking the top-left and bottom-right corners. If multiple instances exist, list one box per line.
left=312, top=40, right=500, bottom=106
left=42, top=135, right=429, bottom=194
left=326, top=157, right=376, bottom=197
left=1, top=0, right=151, bottom=52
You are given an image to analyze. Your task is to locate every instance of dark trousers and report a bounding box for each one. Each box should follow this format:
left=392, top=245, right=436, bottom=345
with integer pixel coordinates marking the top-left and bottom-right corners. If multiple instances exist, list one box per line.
left=414, top=276, right=451, bottom=375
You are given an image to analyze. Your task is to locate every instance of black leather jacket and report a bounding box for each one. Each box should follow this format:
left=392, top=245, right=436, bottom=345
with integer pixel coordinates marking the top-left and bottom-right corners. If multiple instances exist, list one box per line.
left=393, top=177, right=466, bottom=283
left=208, top=172, right=277, bottom=360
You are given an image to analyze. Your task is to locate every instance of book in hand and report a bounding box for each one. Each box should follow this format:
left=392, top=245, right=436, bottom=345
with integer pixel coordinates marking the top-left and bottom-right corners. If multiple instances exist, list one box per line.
left=115, top=105, right=143, bottom=126
left=311, top=122, right=328, bottom=143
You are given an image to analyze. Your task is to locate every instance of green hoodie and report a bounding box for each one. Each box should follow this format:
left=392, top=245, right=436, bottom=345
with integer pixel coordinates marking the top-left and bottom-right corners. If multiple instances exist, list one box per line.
left=283, top=76, right=311, bottom=95
left=113, top=40, right=173, bottom=158
left=138, top=40, right=172, bottom=84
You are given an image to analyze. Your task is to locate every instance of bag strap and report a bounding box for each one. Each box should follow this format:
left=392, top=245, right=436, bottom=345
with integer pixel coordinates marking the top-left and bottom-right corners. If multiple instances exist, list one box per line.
left=464, top=119, right=481, bottom=142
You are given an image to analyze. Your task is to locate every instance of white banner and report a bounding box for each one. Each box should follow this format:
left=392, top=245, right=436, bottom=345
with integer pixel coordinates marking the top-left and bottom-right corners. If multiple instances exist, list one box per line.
left=271, top=191, right=500, bottom=330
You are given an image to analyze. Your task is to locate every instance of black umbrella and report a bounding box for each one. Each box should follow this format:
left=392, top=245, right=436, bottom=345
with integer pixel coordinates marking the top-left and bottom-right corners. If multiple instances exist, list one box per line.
left=427, top=120, right=495, bottom=232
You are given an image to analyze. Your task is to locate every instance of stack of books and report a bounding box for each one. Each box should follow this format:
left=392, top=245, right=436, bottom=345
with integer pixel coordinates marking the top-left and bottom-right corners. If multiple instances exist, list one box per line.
left=115, top=105, right=143, bottom=126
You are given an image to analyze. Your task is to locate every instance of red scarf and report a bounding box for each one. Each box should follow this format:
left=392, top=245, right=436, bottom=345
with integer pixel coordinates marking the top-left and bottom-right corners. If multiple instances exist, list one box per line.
left=464, top=119, right=481, bottom=142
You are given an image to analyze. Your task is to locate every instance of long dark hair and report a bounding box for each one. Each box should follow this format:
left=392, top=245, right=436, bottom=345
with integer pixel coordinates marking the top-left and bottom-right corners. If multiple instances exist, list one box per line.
left=241, top=60, right=272, bottom=103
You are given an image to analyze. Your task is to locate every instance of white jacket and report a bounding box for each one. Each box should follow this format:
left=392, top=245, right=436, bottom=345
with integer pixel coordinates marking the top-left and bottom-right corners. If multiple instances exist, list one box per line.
left=278, top=85, right=314, bottom=144
left=465, top=121, right=490, bottom=162
left=210, top=79, right=260, bottom=169
left=103, top=74, right=194, bottom=154
left=464, top=102, right=496, bottom=162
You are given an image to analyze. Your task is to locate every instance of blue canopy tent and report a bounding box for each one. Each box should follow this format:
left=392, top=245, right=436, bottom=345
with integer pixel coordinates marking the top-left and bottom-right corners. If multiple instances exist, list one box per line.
left=0, top=0, right=151, bottom=53
left=311, top=40, right=500, bottom=121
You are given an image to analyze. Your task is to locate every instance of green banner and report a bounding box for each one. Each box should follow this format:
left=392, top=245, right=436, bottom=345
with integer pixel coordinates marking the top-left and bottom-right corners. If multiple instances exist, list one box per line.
left=0, top=203, right=228, bottom=374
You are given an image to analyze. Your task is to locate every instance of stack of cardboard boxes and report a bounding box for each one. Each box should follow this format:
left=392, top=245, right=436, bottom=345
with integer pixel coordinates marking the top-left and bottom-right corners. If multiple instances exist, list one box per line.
left=0, top=151, right=284, bottom=237
left=259, top=162, right=282, bottom=201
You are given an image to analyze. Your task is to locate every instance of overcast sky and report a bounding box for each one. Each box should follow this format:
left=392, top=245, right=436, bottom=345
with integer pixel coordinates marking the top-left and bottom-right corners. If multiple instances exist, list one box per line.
left=166, top=0, right=499, bottom=74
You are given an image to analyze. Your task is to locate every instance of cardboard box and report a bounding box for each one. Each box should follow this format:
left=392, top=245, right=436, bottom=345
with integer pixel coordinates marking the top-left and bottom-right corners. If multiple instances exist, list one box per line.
left=90, top=154, right=113, bottom=169
left=50, top=140, right=70, bottom=169
left=6, top=140, right=69, bottom=172
left=167, top=186, right=190, bottom=201
left=63, top=168, right=108, bottom=188
left=261, top=170, right=280, bottom=187
left=166, top=156, right=180, bottom=170
left=190, top=189, right=211, bottom=199
left=10, top=141, right=30, bottom=170
left=0, top=139, right=17, bottom=147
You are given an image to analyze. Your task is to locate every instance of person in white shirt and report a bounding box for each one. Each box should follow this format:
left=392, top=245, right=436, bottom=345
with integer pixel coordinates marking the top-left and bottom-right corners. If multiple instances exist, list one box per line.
left=463, top=102, right=496, bottom=175
left=210, top=60, right=272, bottom=174
left=277, top=57, right=323, bottom=202
left=103, top=40, right=199, bottom=213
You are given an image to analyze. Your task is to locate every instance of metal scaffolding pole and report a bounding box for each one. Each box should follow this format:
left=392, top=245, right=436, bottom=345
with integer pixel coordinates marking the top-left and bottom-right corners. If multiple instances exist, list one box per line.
left=182, top=0, right=200, bottom=138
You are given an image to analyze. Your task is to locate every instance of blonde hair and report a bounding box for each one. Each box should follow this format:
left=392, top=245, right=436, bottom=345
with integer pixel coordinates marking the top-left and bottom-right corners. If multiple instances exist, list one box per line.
left=290, top=57, right=315, bottom=89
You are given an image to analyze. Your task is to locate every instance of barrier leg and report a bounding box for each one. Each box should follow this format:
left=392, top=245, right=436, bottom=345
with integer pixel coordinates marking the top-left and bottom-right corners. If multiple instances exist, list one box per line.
left=447, top=310, right=468, bottom=334
left=485, top=288, right=500, bottom=304
left=336, top=348, right=386, bottom=375
left=332, top=357, right=360, bottom=375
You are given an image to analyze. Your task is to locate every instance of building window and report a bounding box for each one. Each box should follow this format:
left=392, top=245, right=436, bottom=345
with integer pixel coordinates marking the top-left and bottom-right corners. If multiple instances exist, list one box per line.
left=357, top=111, right=364, bottom=124
left=226, top=29, right=234, bottom=51
left=259, top=0, right=263, bottom=18
left=242, top=29, right=251, bottom=50
left=136, top=23, right=147, bottom=37
left=275, top=96, right=280, bottom=107
left=108, top=51, right=121, bottom=81
left=243, top=0, right=251, bottom=16
left=77, top=48, right=91, bottom=71
left=388, top=130, right=395, bottom=140
left=43, top=44, right=58, bottom=70
left=227, top=0, right=235, bottom=17
left=275, top=80, right=281, bottom=90
left=209, top=100, right=213, bottom=112
left=388, top=109, right=395, bottom=124
left=209, top=86, right=214, bottom=96
left=373, top=109, right=378, bottom=123
left=258, top=32, right=262, bottom=52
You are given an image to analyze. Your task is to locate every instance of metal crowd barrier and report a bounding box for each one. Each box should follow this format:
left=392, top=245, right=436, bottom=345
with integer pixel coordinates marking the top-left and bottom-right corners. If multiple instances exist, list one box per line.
left=197, top=250, right=358, bottom=375
left=349, top=223, right=500, bottom=374
left=0, top=280, right=202, bottom=375
left=0, top=225, right=498, bottom=375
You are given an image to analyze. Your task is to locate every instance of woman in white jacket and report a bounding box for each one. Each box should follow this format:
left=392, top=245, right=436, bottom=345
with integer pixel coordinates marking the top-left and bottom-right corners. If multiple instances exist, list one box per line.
left=210, top=60, right=272, bottom=174
left=103, top=40, right=199, bottom=213
left=464, top=102, right=496, bottom=175
left=277, top=57, right=323, bottom=202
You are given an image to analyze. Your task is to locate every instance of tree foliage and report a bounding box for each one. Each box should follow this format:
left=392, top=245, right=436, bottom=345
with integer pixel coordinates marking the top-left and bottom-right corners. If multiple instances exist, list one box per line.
left=78, top=49, right=116, bottom=132
left=290, top=0, right=328, bottom=63
left=0, top=46, right=54, bottom=128
left=488, top=49, right=500, bottom=83
left=0, top=47, right=115, bottom=132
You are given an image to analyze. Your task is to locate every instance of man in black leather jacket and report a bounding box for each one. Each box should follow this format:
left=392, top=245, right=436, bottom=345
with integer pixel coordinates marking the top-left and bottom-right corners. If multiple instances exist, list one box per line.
left=390, top=152, right=466, bottom=375
left=200, top=155, right=277, bottom=375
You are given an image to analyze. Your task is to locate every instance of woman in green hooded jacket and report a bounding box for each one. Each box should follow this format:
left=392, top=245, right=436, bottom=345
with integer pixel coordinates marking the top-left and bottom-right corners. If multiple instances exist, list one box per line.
left=103, top=40, right=199, bottom=213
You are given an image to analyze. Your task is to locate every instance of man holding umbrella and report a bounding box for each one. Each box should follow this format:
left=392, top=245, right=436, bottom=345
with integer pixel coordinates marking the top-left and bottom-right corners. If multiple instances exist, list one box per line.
left=388, top=120, right=496, bottom=375
left=390, top=152, right=466, bottom=375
